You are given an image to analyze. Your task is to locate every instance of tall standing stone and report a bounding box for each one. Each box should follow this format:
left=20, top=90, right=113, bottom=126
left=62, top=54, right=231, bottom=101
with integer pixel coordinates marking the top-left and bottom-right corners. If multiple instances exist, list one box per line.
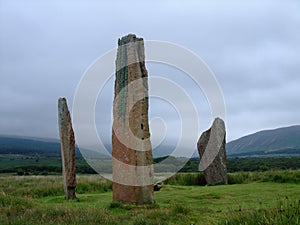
left=112, top=34, right=154, bottom=204
left=197, top=117, right=228, bottom=184
left=58, top=98, right=76, bottom=199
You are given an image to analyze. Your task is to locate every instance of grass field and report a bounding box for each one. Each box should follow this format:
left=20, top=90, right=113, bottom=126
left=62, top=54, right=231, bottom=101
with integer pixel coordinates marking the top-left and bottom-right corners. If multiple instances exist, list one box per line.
left=1, top=172, right=299, bottom=224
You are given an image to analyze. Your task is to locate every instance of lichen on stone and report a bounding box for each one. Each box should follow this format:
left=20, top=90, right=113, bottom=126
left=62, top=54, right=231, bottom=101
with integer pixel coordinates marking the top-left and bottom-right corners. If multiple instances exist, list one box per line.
left=115, top=41, right=128, bottom=119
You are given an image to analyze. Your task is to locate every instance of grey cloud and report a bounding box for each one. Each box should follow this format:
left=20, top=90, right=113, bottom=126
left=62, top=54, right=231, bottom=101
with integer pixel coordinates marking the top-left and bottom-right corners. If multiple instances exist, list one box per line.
left=0, top=0, right=299, bottom=153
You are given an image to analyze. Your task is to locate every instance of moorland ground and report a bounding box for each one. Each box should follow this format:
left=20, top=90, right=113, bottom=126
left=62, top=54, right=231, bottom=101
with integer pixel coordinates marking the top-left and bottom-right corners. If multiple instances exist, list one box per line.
left=1, top=171, right=300, bottom=224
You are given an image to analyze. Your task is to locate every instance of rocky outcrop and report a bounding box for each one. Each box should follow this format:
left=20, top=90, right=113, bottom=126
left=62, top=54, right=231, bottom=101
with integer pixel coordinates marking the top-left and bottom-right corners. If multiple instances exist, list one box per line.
left=112, top=34, right=154, bottom=204
left=58, top=98, right=76, bottom=199
left=197, top=118, right=228, bottom=184
left=154, top=182, right=163, bottom=191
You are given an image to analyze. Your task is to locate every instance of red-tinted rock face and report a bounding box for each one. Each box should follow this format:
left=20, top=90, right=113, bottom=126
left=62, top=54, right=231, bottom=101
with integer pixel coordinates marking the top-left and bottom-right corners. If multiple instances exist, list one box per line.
left=58, top=98, right=76, bottom=199
left=112, top=34, right=154, bottom=204
left=197, top=118, right=228, bottom=185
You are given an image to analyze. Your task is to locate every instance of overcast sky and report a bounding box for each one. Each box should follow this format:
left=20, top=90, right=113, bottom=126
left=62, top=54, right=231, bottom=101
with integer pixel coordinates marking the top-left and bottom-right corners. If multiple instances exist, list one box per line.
left=1, top=0, right=300, bottom=152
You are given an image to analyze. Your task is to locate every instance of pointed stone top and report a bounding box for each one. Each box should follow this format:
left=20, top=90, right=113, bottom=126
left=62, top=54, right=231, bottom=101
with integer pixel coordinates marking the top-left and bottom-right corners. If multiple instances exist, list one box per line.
left=58, top=97, right=67, bottom=103
left=213, top=117, right=225, bottom=128
left=118, top=34, right=143, bottom=46
left=58, top=98, right=68, bottom=111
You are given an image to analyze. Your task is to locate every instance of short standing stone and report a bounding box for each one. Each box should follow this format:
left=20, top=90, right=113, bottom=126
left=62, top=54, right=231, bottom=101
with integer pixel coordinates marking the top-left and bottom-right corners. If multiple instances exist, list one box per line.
left=58, top=98, right=76, bottom=199
left=197, top=117, right=228, bottom=184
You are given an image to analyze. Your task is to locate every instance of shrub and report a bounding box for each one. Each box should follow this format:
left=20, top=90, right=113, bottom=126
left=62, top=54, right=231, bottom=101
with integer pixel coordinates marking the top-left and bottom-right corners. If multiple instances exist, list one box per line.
left=164, top=173, right=206, bottom=185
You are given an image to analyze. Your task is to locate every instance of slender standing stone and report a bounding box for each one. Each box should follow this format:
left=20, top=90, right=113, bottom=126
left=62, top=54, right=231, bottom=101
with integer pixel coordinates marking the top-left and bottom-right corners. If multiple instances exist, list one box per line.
left=58, top=98, right=76, bottom=199
left=197, top=118, right=228, bottom=184
left=112, top=34, right=154, bottom=204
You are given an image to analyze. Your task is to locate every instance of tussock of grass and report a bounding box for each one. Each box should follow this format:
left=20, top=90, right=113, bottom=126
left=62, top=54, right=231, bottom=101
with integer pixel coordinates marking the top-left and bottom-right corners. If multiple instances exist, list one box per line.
left=171, top=202, right=189, bottom=215
left=5, top=207, right=119, bottom=225
left=221, top=198, right=300, bottom=225
left=164, top=170, right=300, bottom=186
left=0, top=175, right=112, bottom=198
left=0, top=193, right=33, bottom=209
left=228, top=170, right=300, bottom=184
left=76, top=182, right=112, bottom=194
left=109, top=201, right=159, bottom=210
left=164, top=172, right=206, bottom=185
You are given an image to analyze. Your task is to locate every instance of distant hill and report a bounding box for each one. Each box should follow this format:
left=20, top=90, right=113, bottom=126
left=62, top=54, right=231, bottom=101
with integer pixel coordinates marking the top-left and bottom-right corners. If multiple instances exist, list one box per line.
left=0, top=136, right=91, bottom=157
left=227, top=125, right=300, bottom=157
left=0, top=135, right=180, bottom=158
left=0, top=136, right=61, bottom=155
left=1, top=125, right=300, bottom=158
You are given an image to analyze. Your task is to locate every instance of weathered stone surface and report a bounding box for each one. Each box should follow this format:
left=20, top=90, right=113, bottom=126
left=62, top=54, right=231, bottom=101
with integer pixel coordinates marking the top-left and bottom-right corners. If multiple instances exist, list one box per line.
left=58, top=98, right=76, bottom=199
left=112, top=34, right=154, bottom=204
left=197, top=117, right=228, bottom=184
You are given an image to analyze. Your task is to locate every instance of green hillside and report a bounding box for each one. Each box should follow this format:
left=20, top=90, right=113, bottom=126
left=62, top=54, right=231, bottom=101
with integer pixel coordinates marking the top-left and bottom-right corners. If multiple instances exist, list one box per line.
left=227, top=125, right=300, bottom=157
left=0, top=136, right=61, bottom=155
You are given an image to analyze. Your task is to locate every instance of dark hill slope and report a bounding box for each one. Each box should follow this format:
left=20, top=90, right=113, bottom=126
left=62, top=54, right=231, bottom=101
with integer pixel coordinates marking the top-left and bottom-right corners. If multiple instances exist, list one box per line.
left=0, top=136, right=61, bottom=155
left=227, top=125, right=300, bottom=157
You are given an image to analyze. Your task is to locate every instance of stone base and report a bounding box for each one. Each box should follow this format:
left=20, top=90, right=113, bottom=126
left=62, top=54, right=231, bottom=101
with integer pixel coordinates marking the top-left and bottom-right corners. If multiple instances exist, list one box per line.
left=65, top=186, right=76, bottom=200
left=113, top=183, right=153, bottom=205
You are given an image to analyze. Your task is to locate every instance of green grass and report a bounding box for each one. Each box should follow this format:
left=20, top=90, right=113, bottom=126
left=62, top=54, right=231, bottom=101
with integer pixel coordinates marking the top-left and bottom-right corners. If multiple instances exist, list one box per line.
left=164, top=170, right=300, bottom=186
left=0, top=175, right=112, bottom=198
left=221, top=197, right=300, bottom=225
left=164, top=172, right=206, bottom=185
left=0, top=172, right=300, bottom=224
